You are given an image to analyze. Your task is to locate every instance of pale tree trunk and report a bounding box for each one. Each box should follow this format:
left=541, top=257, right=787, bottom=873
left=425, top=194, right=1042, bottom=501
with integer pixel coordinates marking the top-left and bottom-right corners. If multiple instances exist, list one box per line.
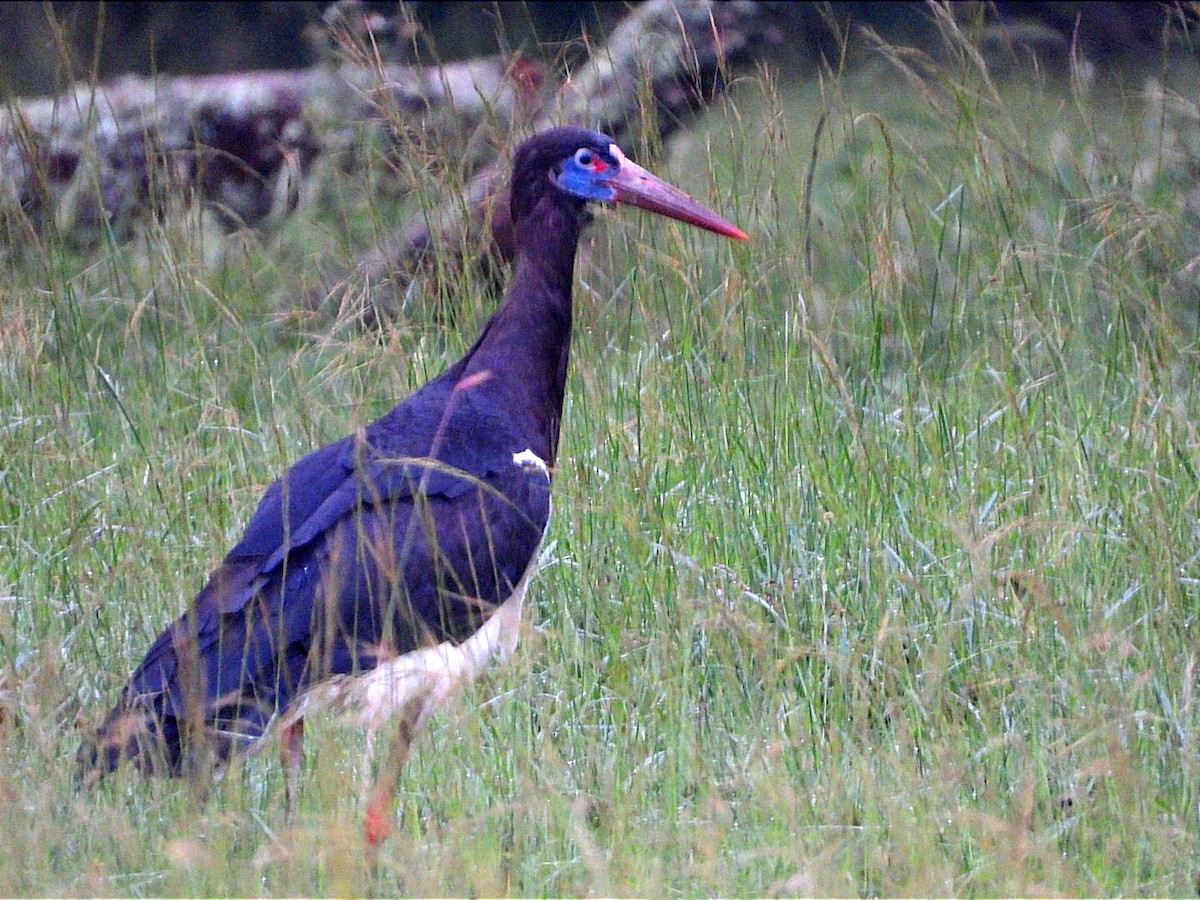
left=0, top=0, right=782, bottom=321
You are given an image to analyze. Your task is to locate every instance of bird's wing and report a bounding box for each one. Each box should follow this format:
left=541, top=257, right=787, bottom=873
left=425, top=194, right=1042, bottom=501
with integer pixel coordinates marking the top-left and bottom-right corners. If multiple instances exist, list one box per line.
left=117, top=383, right=531, bottom=684
left=80, top=454, right=552, bottom=777
left=277, top=451, right=552, bottom=677
left=84, top=385, right=552, bottom=773
left=197, top=383, right=528, bottom=616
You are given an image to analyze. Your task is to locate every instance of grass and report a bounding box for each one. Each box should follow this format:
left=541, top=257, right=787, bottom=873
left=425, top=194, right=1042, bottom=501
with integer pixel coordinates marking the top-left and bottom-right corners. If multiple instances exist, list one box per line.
left=3, top=18, right=1200, bottom=896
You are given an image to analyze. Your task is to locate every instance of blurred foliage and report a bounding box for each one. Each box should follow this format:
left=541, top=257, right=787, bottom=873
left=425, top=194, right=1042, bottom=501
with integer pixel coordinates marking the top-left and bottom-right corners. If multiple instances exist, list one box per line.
left=0, top=1, right=616, bottom=96
left=0, top=2, right=1189, bottom=98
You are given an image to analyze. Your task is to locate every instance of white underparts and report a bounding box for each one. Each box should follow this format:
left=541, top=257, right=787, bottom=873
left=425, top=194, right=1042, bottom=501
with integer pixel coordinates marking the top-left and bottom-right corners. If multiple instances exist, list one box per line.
left=278, top=559, right=537, bottom=742
left=270, top=450, right=551, bottom=745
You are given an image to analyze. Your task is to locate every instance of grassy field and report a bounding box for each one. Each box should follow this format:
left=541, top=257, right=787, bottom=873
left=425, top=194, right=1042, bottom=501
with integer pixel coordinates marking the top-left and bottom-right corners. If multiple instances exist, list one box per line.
left=3, top=22, right=1200, bottom=897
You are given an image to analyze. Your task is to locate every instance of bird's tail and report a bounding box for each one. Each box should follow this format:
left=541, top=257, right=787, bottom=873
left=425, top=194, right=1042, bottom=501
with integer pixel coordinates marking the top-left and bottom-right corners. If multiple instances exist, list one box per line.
left=76, top=618, right=207, bottom=788
left=75, top=696, right=185, bottom=789
left=75, top=617, right=283, bottom=789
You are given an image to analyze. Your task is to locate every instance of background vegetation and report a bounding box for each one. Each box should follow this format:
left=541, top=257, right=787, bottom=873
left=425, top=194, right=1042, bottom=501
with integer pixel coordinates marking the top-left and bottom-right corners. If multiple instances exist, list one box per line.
left=2, top=6, right=1200, bottom=896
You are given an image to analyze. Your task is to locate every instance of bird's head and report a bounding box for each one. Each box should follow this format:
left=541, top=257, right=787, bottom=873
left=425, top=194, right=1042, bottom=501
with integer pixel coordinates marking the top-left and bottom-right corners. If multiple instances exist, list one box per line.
left=511, top=127, right=748, bottom=242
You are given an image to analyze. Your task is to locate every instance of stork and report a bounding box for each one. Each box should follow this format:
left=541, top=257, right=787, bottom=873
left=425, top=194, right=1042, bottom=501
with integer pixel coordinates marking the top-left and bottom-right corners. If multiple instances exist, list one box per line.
left=77, top=126, right=747, bottom=848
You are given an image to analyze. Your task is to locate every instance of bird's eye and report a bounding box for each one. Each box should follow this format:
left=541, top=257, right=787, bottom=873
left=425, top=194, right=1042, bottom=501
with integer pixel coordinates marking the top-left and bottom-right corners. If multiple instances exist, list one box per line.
left=574, top=148, right=596, bottom=169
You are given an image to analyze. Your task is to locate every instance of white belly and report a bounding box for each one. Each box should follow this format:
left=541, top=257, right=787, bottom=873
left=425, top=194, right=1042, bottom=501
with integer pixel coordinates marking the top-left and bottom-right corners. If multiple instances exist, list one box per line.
left=277, top=558, right=535, bottom=738
left=275, top=445, right=551, bottom=740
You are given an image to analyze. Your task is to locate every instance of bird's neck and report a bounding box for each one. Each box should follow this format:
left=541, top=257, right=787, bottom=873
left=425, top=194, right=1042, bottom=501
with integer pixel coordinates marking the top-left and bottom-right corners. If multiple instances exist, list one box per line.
left=458, top=198, right=584, bottom=465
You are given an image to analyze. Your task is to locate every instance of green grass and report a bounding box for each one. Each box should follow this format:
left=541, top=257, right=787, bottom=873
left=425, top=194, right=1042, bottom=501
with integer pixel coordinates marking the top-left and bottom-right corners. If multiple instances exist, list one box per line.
left=3, top=27, right=1200, bottom=896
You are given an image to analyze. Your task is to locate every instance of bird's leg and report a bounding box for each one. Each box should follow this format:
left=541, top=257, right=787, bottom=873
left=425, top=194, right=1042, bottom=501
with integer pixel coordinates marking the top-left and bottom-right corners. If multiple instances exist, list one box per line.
left=358, top=723, right=379, bottom=803
left=364, top=717, right=415, bottom=851
left=364, top=697, right=428, bottom=858
left=280, top=718, right=305, bottom=820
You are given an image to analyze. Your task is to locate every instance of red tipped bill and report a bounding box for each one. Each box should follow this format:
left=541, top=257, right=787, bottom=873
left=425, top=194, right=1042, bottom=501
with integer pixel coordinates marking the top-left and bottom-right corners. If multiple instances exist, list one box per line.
left=607, top=145, right=748, bottom=242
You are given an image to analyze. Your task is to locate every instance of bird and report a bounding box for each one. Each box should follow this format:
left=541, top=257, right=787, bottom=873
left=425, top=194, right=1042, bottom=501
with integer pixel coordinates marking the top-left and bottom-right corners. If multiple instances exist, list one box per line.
left=76, top=125, right=747, bottom=847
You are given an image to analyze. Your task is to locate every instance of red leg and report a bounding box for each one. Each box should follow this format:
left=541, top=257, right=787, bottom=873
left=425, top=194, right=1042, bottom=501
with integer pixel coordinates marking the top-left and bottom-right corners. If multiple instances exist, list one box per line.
left=280, top=718, right=305, bottom=818
left=364, top=696, right=431, bottom=863
left=364, top=717, right=415, bottom=851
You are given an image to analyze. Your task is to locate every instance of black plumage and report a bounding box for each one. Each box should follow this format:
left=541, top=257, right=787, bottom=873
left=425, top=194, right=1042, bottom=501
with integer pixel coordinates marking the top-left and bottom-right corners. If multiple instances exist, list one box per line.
left=77, top=127, right=745, bottom=840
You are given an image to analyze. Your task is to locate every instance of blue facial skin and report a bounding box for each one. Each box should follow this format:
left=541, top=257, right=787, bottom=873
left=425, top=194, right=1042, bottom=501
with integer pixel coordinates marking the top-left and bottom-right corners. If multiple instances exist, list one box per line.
left=551, top=148, right=619, bottom=202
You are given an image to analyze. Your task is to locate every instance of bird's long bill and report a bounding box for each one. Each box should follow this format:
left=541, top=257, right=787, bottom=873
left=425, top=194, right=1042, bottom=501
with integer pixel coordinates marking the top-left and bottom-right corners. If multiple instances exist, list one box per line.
left=609, top=155, right=748, bottom=242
